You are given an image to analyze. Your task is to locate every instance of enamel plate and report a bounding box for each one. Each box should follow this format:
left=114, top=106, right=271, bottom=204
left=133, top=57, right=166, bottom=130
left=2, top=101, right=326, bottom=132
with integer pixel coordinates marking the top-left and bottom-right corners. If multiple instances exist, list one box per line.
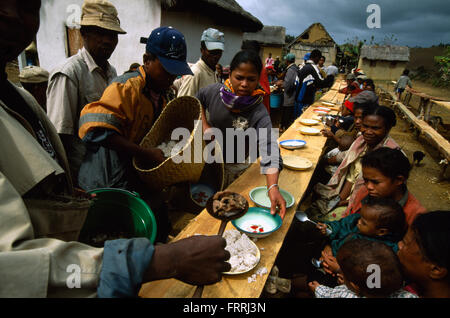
left=298, top=127, right=321, bottom=135
left=279, top=139, right=306, bottom=150
left=222, top=237, right=260, bottom=275
left=299, top=118, right=319, bottom=126
left=314, top=110, right=329, bottom=115
left=282, top=155, right=313, bottom=171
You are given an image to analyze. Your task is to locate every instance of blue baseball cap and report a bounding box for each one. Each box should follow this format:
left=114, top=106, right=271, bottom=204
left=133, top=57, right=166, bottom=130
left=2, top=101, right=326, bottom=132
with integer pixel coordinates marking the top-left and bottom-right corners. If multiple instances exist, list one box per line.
left=304, top=52, right=311, bottom=61
left=145, top=26, right=193, bottom=76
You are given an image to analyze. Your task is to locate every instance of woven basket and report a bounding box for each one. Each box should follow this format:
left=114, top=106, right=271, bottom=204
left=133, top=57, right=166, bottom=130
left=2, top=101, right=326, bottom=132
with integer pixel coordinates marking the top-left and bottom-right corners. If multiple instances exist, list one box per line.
left=133, top=96, right=205, bottom=190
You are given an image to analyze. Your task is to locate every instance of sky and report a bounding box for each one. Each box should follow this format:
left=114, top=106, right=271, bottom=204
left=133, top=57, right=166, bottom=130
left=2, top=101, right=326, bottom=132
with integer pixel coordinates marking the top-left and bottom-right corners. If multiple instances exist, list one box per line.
left=235, top=0, right=450, bottom=47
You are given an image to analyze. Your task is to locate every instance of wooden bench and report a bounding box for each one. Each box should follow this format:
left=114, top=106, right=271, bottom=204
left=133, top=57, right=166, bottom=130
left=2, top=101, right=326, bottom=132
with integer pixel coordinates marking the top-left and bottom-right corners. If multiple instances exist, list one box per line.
left=378, top=85, right=450, bottom=180
left=138, top=85, right=346, bottom=298
left=400, top=88, right=448, bottom=122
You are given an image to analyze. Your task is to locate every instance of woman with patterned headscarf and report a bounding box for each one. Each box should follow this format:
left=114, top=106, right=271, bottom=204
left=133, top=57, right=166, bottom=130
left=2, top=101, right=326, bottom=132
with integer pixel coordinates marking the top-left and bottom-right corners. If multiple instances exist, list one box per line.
left=196, top=50, right=286, bottom=219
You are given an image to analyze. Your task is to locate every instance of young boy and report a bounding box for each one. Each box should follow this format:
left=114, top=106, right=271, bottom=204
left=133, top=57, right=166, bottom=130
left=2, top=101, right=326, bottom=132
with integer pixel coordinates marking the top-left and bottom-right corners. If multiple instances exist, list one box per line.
left=394, top=69, right=412, bottom=100
left=309, top=239, right=417, bottom=298
left=315, top=196, right=407, bottom=275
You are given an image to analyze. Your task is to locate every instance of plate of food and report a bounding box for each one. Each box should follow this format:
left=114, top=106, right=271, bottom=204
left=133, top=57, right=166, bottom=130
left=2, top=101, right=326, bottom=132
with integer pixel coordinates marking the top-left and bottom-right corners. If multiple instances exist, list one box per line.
left=231, top=207, right=283, bottom=239
left=249, top=186, right=295, bottom=209
left=283, top=155, right=313, bottom=171
left=207, top=191, right=249, bottom=220
left=315, top=106, right=331, bottom=112
left=279, top=139, right=307, bottom=150
left=223, top=229, right=260, bottom=274
left=298, top=118, right=319, bottom=126
left=298, top=127, right=321, bottom=135
left=321, top=101, right=336, bottom=107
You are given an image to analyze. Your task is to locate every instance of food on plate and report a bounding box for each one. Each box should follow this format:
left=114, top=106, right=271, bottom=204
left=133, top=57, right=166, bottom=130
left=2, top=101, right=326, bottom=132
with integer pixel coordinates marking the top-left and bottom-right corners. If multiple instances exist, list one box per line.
left=223, top=229, right=260, bottom=273
left=211, top=191, right=247, bottom=217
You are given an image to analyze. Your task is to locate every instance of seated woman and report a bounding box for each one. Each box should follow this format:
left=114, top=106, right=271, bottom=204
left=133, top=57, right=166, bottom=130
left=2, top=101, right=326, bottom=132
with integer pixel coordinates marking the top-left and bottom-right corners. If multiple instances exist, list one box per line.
left=344, top=147, right=427, bottom=225
left=308, top=105, right=400, bottom=222
left=397, top=210, right=450, bottom=298
left=196, top=50, right=286, bottom=218
left=321, top=102, right=367, bottom=151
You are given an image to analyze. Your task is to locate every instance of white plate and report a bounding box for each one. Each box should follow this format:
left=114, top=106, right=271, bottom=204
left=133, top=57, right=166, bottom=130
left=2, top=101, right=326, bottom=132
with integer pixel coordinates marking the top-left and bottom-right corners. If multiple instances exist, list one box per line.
left=314, top=110, right=329, bottom=115
left=298, top=127, right=321, bottom=135
left=283, top=155, right=313, bottom=171
left=223, top=239, right=260, bottom=275
left=279, top=139, right=307, bottom=149
left=299, top=118, right=319, bottom=126
left=321, top=101, right=336, bottom=106
left=315, top=106, right=331, bottom=111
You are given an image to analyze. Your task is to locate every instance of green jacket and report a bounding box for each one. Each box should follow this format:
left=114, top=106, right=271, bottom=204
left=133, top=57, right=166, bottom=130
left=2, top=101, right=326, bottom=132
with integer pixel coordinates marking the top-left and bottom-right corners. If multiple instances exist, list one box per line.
left=325, top=214, right=400, bottom=256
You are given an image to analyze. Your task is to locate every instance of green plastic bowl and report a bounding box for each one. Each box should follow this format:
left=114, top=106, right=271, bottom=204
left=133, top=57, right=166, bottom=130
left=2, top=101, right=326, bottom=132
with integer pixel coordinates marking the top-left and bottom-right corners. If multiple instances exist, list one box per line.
left=79, top=188, right=157, bottom=245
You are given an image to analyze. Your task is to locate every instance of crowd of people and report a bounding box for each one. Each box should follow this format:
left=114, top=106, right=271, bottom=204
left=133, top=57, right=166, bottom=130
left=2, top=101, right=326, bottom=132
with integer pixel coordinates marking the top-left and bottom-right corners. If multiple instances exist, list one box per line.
left=1, top=0, right=448, bottom=299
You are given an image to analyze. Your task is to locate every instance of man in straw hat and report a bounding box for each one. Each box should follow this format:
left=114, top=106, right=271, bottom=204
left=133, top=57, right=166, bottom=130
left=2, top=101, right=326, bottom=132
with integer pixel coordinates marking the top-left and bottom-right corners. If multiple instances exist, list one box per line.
left=0, top=0, right=229, bottom=298
left=46, top=0, right=126, bottom=186
left=19, top=65, right=49, bottom=110
left=78, top=26, right=194, bottom=243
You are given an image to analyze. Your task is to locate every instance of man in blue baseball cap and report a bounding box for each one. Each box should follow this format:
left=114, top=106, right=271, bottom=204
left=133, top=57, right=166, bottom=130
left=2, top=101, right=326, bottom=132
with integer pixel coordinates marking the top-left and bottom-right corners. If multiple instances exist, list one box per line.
left=78, top=26, right=194, bottom=243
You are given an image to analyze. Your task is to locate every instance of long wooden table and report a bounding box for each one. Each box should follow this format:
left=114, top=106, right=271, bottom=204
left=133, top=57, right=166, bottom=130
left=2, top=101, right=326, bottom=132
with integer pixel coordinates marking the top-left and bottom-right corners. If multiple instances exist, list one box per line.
left=139, top=82, right=346, bottom=298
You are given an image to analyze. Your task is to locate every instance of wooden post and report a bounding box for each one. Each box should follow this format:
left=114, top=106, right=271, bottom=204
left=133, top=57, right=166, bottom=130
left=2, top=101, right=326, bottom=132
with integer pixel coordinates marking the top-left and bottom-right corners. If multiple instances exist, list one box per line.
left=423, top=98, right=432, bottom=122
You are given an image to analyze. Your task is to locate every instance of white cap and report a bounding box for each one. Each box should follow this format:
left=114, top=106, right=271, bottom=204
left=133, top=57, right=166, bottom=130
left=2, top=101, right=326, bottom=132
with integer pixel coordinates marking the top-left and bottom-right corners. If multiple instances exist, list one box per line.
left=201, top=28, right=225, bottom=51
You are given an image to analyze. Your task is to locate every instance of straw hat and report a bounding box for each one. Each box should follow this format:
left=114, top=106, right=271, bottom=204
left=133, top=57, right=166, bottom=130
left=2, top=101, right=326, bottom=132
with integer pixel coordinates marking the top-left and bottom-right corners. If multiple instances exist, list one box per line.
left=19, top=66, right=49, bottom=84
left=80, top=0, right=126, bottom=34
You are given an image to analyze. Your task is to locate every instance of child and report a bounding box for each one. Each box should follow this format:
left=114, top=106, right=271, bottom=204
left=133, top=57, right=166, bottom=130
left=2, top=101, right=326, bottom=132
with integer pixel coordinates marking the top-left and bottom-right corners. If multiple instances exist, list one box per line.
left=316, top=196, right=407, bottom=276
left=309, top=239, right=417, bottom=298
left=394, top=69, right=412, bottom=100
left=329, top=100, right=354, bottom=134
left=323, top=135, right=355, bottom=177
left=344, top=147, right=427, bottom=225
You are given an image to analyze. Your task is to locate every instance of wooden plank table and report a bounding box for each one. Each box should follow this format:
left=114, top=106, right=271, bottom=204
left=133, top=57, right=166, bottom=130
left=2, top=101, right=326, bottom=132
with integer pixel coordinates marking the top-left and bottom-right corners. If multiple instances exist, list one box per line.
left=139, top=84, right=346, bottom=298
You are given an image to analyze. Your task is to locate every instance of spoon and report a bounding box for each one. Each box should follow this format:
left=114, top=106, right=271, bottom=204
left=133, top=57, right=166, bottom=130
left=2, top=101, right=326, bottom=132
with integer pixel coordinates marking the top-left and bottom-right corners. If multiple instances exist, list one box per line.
left=295, top=211, right=332, bottom=235
left=192, top=191, right=249, bottom=298
left=311, top=258, right=322, bottom=268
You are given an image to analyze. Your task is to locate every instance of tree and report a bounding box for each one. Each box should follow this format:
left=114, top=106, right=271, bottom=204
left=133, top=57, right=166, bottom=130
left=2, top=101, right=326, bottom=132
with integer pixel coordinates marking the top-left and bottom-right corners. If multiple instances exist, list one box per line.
left=434, top=46, right=450, bottom=87
left=285, top=34, right=296, bottom=45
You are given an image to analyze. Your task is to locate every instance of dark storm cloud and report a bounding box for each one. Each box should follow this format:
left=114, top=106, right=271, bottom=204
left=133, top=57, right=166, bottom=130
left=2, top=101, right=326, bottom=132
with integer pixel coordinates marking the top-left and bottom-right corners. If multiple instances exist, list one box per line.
left=237, top=0, right=450, bottom=47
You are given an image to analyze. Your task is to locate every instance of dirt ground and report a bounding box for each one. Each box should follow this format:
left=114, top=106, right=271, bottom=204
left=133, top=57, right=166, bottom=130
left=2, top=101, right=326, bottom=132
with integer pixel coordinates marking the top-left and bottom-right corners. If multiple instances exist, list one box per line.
left=378, top=81, right=450, bottom=211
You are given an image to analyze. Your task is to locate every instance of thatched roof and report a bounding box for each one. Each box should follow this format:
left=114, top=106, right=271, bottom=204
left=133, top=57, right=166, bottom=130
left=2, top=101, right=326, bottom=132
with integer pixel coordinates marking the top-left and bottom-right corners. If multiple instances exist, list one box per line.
left=243, top=26, right=286, bottom=46
left=288, top=23, right=335, bottom=48
left=161, top=0, right=263, bottom=32
left=360, top=45, right=410, bottom=62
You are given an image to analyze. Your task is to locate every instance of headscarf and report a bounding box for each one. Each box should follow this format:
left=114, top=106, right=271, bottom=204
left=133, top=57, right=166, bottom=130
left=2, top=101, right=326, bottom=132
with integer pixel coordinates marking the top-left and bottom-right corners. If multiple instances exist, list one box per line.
left=220, top=78, right=266, bottom=113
